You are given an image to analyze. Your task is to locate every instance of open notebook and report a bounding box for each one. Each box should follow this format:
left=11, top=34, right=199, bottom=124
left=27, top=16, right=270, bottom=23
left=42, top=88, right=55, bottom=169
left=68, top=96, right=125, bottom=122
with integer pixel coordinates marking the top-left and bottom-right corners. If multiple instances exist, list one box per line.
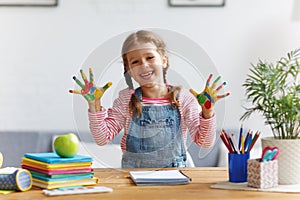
left=129, top=170, right=191, bottom=186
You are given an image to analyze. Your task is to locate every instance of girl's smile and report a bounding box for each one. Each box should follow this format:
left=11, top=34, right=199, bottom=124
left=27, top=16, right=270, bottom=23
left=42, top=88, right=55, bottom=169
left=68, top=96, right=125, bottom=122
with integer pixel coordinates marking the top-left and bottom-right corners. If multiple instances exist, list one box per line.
left=126, top=43, right=167, bottom=87
left=140, top=71, right=153, bottom=79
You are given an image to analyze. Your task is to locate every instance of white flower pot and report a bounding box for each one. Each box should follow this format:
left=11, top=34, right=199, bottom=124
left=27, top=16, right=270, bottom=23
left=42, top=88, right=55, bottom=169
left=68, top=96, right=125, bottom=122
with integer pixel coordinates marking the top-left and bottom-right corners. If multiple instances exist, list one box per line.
left=261, top=137, right=300, bottom=185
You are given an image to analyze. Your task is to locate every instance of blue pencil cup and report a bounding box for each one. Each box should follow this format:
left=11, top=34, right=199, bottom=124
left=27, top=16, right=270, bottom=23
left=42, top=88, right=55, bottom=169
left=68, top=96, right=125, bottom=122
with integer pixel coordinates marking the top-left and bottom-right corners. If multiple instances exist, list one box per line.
left=228, top=153, right=249, bottom=183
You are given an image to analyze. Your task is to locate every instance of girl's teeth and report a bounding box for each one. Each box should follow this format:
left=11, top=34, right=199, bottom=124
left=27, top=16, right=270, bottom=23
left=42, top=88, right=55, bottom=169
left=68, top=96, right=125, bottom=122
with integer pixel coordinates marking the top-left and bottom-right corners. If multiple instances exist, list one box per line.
left=141, top=72, right=153, bottom=77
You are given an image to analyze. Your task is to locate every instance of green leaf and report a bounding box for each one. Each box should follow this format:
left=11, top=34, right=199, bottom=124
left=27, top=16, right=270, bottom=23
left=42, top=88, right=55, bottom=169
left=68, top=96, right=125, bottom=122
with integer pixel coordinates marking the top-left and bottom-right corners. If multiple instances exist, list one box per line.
left=241, top=48, right=300, bottom=139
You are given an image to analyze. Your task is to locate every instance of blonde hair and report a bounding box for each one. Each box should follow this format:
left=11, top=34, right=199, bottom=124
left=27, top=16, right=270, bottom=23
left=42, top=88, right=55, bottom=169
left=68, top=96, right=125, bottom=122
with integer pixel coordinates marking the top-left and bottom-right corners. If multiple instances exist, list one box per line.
left=122, top=30, right=181, bottom=119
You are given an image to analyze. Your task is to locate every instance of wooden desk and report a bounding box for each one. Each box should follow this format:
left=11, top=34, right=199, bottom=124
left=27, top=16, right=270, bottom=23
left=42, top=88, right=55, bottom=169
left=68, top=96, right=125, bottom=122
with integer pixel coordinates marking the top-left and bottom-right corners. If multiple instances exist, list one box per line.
left=2, top=168, right=299, bottom=200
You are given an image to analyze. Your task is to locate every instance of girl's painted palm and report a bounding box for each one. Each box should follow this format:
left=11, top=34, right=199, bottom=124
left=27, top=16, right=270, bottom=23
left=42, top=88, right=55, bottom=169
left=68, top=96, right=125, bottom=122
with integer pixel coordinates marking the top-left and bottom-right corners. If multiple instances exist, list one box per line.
left=190, top=74, right=230, bottom=109
left=69, top=68, right=112, bottom=101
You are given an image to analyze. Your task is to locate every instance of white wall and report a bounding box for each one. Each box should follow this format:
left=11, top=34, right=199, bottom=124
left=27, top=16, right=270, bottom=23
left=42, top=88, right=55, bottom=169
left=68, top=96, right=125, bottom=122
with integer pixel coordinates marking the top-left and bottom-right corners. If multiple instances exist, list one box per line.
left=0, top=0, right=299, bottom=137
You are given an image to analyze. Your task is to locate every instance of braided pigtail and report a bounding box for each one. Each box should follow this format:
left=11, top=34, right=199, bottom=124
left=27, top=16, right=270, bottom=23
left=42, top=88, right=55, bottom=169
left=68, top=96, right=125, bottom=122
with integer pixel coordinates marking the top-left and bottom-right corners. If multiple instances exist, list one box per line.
left=163, top=68, right=181, bottom=108
left=123, top=64, right=142, bottom=120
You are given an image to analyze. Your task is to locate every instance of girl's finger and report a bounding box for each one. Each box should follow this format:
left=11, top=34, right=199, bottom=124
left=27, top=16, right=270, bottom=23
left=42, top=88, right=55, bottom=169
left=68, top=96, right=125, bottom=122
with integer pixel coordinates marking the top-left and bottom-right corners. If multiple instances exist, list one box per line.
left=211, top=76, right=221, bottom=89
left=217, top=93, right=230, bottom=99
left=102, top=82, right=113, bottom=92
left=69, top=89, right=82, bottom=94
left=73, top=76, right=85, bottom=89
left=89, top=68, right=94, bottom=83
left=94, top=82, right=113, bottom=99
left=189, top=88, right=199, bottom=97
left=206, top=74, right=213, bottom=87
left=216, top=82, right=227, bottom=91
left=80, top=69, right=88, bottom=83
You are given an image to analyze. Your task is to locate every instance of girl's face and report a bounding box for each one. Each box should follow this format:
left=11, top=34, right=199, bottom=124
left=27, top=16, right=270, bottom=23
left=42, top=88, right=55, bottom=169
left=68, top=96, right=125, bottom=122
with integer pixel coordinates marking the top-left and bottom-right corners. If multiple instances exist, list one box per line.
left=126, top=42, right=167, bottom=88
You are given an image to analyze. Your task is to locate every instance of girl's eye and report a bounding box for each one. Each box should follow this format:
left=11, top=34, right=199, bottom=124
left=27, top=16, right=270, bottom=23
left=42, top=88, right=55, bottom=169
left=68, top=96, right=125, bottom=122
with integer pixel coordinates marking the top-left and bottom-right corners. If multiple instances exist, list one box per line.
left=131, top=60, right=139, bottom=65
left=147, top=56, right=154, bottom=60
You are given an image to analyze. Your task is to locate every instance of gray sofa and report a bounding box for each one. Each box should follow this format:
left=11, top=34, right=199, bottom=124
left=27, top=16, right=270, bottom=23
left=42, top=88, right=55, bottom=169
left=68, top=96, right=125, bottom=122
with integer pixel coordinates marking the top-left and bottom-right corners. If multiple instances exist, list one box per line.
left=0, top=131, right=72, bottom=167
left=0, top=131, right=221, bottom=168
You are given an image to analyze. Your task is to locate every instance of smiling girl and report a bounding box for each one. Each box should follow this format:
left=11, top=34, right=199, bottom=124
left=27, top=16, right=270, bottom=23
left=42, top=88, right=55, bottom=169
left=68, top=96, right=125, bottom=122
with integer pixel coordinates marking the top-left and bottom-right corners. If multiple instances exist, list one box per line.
left=70, top=30, right=229, bottom=168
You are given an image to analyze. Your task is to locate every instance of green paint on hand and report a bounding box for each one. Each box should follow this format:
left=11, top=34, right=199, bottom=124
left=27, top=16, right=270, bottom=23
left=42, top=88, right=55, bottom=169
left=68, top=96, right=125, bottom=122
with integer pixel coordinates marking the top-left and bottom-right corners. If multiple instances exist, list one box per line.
left=197, top=94, right=207, bottom=104
left=84, top=94, right=95, bottom=101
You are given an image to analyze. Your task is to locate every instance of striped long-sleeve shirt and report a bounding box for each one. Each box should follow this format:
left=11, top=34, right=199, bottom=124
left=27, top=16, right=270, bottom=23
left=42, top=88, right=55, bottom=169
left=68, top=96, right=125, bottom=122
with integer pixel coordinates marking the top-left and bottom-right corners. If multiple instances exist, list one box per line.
left=88, top=88, right=216, bottom=152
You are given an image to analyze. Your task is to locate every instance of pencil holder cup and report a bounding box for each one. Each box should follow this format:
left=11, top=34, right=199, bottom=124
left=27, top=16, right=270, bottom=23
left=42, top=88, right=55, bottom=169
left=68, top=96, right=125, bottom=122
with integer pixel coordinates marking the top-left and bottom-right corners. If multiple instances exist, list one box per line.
left=247, top=159, right=278, bottom=189
left=228, top=153, right=249, bottom=183
left=0, top=168, right=32, bottom=191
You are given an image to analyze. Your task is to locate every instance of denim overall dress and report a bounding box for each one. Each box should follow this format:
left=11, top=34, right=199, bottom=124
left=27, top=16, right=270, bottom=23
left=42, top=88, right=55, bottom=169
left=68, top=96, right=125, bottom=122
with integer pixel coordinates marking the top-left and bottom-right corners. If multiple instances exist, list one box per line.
left=122, top=87, right=187, bottom=168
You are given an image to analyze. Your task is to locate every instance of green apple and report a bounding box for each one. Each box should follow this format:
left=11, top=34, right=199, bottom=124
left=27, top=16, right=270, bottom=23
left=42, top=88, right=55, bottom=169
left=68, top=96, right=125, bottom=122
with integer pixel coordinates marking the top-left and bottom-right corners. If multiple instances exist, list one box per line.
left=54, top=133, right=79, bottom=158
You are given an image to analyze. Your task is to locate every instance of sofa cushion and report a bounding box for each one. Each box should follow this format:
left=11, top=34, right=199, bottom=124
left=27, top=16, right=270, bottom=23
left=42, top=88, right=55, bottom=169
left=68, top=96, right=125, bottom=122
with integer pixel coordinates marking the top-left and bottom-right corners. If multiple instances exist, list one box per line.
left=0, top=131, right=67, bottom=167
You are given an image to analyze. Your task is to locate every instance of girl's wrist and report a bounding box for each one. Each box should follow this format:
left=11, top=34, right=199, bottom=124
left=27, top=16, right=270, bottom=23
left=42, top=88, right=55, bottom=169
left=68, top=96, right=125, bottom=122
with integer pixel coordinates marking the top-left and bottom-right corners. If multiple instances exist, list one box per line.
left=202, top=109, right=214, bottom=119
left=88, top=99, right=102, bottom=113
left=88, top=101, right=96, bottom=113
left=95, top=99, right=102, bottom=112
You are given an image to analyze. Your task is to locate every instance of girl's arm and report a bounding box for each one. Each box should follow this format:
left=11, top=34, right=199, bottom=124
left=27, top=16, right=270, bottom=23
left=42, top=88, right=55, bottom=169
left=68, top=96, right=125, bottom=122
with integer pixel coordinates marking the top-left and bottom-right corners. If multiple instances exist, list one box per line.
left=180, top=90, right=217, bottom=148
left=186, top=74, right=229, bottom=147
left=88, top=89, right=131, bottom=146
left=70, top=68, right=128, bottom=146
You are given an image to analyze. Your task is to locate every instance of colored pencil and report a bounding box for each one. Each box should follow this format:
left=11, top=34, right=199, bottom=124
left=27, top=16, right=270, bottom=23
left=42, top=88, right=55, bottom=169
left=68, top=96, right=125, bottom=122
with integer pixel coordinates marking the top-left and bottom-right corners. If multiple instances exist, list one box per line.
left=226, top=133, right=237, bottom=153
left=249, top=131, right=260, bottom=151
left=220, top=131, right=234, bottom=153
left=231, top=133, right=240, bottom=154
left=238, top=124, right=243, bottom=151
left=241, top=135, right=245, bottom=154
left=222, top=129, right=237, bottom=153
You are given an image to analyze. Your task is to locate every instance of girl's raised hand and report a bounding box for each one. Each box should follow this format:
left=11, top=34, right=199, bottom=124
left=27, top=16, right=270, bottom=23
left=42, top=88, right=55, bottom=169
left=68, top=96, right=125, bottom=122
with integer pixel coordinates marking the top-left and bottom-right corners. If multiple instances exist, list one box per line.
left=190, top=74, right=230, bottom=110
left=69, top=68, right=112, bottom=102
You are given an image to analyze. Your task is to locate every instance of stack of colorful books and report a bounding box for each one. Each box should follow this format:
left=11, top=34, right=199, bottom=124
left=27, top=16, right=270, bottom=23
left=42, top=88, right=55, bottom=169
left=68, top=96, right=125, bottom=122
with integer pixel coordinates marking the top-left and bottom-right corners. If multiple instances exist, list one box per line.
left=21, top=152, right=98, bottom=189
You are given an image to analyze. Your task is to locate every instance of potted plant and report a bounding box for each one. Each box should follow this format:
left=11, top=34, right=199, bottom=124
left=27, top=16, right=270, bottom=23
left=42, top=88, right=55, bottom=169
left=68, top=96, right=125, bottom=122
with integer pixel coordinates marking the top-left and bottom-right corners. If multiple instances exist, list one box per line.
left=240, top=48, right=300, bottom=184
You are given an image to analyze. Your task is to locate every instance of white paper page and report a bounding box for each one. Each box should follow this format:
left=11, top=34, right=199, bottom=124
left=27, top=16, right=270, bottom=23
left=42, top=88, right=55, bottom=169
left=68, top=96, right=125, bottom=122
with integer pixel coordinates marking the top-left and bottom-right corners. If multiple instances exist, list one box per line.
left=130, top=170, right=187, bottom=180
